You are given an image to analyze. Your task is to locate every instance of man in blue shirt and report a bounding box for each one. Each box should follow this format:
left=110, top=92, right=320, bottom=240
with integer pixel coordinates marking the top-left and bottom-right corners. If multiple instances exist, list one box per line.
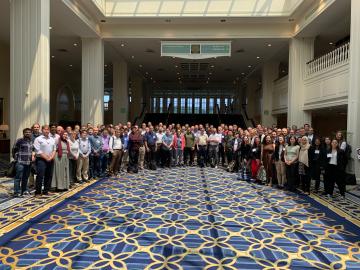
left=89, top=127, right=103, bottom=179
left=161, top=129, right=173, bottom=168
left=144, top=125, right=157, bottom=170
left=120, top=128, right=129, bottom=171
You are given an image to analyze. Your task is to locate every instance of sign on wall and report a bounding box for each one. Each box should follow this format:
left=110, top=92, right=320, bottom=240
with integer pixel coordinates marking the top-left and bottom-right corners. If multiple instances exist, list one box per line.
left=161, top=41, right=231, bottom=59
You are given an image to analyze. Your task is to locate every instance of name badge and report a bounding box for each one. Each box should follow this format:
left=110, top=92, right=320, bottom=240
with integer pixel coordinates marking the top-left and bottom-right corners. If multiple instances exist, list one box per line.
left=327, top=153, right=332, bottom=158
left=315, top=150, right=320, bottom=154
left=96, top=140, right=100, bottom=144
left=252, top=149, right=256, bottom=152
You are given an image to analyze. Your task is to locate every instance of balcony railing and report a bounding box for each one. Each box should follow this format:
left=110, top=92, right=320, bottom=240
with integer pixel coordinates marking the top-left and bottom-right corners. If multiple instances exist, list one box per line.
left=306, top=42, right=350, bottom=76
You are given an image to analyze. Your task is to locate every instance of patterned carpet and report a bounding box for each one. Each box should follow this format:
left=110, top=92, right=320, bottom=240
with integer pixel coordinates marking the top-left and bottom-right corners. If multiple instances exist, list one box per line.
left=0, top=168, right=359, bottom=270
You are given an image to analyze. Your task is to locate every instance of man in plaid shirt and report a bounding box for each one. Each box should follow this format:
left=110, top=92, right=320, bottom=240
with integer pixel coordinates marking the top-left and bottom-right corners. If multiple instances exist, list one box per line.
left=12, top=128, right=35, bottom=197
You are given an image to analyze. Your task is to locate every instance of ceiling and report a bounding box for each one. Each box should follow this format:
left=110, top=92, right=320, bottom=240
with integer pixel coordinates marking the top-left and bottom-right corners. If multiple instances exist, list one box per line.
left=0, top=0, right=351, bottom=89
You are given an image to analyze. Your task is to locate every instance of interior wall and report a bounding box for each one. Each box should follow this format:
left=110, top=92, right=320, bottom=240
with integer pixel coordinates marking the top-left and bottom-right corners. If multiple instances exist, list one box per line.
left=0, top=42, right=10, bottom=133
left=312, top=112, right=347, bottom=138
left=50, top=63, right=81, bottom=125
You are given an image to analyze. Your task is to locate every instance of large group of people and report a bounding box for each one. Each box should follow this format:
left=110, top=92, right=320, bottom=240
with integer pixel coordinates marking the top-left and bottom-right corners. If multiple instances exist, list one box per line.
left=11, top=121, right=351, bottom=199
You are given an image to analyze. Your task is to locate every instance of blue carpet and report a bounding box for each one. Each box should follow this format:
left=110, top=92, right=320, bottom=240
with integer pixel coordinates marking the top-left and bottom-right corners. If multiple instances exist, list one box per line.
left=0, top=167, right=359, bottom=270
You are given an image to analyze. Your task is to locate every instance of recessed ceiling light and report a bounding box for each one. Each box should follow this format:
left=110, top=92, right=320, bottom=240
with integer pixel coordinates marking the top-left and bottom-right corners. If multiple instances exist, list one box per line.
left=256, top=56, right=260, bottom=59
left=145, top=72, right=149, bottom=74
left=282, top=70, right=286, bottom=73
left=178, top=77, right=181, bottom=80
left=49, top=26, right=52, bottom=30
left=208, top=77, right=210, bottom=80
left=267, top=44, right=272, bottom=47
left=104, top=64, right=107, bottom=67
left=209, top=72, right=212, bottom=75
left=51, top=55, right=55, bottom=58
left=210, top=65, right=215, bottom=68
left=73, top=43, right=78, bottom=47
left=241, top=72, right=245, bottom=75
left=121, top=43, right=125, bottom=47
left=69, top=64, right=73, bottom=67
left=329, top=42, right=333, bottom=45
left=177, top=72, right=180, bottom=75
left=139, top=64, right=143, bottom=68
left=175, top=65, right=178, bottom=68
left=131, top=56, right=135, bottom=59
left=206, top=81, right=209, bottom=84
left=150, top=77, right=153, bottom=80
left=248, top=65, right=252, bottom=68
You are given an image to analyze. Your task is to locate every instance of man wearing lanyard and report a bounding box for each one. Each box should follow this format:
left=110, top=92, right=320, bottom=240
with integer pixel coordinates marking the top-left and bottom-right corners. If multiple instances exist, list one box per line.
left=144, top=126, right=157, bottom=170
left=89, top=127, right=103, bottom=179
left=33, top=125, right=56, bottom=196
left=120, top=128, right=129, bottom=172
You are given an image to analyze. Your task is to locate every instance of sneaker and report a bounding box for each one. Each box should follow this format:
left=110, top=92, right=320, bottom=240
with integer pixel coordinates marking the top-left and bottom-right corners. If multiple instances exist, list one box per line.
left=22, top=191, right=31, bottom=196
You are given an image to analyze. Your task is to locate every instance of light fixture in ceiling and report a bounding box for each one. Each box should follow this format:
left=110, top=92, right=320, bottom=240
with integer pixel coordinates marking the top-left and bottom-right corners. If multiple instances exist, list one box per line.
left=121, top=43, right=125, bottom=47
left=73, top=43, right=78, bottom=47
left=256, top=56, right=260, bottom=59
left=69, top=64, right=73, bottom=67
left=267, top=43, right=272, bottom=47
left=104, top=64, right=107, bottom=67
left=329, top=42, right=333, bottom=45
left=131, top=56, right=135, bottom=59
left=248, top=65, right=252, bottom=68
left=241, top=72, right=245, bottom=75
left=139, top=64, right=143, bottom=68
left=210, top=65, right=215, bottom=68
left=51, top=55, right=55, bottom=58
left=49, top=26, right=52, bottom=30
left=175, top=65, right=178, bottom=68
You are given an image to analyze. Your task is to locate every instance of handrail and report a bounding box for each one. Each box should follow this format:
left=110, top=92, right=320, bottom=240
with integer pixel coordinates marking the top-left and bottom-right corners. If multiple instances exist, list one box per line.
left=306, top=42, right=350, bottom=76
left=132, top=102, right=147, bottom=126
left=165, top=102, right=172, bottom=126
left=242, top=103, right=255, bottom=127
left=216, top=103, right=221, bottom=125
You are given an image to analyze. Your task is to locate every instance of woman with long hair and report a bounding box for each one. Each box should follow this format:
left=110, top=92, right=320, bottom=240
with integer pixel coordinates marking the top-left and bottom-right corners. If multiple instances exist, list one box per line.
left=324, top=139, right=346, bottom=199
left=250, top=136, right=262, bottom=182
left=52, top=131, right=71, bottom=191
left=261, top=135, right=275, bottom=186
left=298, top=136, right=311, bottom=194
left=284, top=135, right=300, bottom=192
left=273, top=135, right=287, bottom=189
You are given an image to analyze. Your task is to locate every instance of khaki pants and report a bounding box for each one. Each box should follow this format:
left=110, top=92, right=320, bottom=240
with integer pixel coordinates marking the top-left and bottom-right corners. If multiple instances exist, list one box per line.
left=120, top=150, right=129, bottom=170
left=76, top=156, right=89, bottom=181
left=138, top=146, right=145, bottom=169
left=275, top=160, right=287, bottom=187
left=110, top=150, right=122, bottom=174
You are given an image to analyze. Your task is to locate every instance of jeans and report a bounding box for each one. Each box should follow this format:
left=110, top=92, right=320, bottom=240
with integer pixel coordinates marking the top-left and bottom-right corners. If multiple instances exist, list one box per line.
left=35, top=158, right=54, bottom=195
left=175, top=148, right=183, bottom=165
left=197, top=145, right=207, bottom=167
left=89, top=154, right=101, bottom=178
left=100, top=152, right=109, bottom=175
left=14, top=163, right=31, bottom=195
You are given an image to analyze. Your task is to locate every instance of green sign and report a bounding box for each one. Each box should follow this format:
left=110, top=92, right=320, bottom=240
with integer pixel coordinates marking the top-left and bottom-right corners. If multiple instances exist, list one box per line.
left=201, top=44, right=230, bottom=54
left=161, top=41, right=231, bottom=59
left=162, top=44, right=191, bottom=54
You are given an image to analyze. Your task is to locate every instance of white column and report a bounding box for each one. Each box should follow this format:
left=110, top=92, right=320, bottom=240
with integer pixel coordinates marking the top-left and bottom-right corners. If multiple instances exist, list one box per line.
left=10, top=0, right=50, bottom=146
left=81, top=38, right=104, bottom=125
left=288, top=37, right=314, bottom=128
left=113, top=59, right=128, bottom=124
left=130, top=75, right=143, bottom=122
left=261, top=62, right=278, bottom=126
left=347, top=0, right=360, bottom=180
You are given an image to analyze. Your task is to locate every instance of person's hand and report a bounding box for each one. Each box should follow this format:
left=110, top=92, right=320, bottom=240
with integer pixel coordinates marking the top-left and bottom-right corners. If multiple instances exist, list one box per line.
left=191, top=147, right=195, bottom=151
left=146, top=148, right=150, bottom=152
left=31, top=156, right=35, bottom=162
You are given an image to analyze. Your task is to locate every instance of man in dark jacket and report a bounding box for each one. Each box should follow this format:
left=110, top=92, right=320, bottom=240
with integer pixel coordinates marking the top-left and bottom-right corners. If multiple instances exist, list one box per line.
left=128, top=126, right=143, bottom=173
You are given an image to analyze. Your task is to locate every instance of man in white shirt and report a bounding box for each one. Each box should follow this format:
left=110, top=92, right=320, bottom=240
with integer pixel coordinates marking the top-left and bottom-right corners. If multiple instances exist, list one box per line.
left=109, top=129, right=123, bottom=176
left=77, top=130, right=91, bottom=182
left=208, top=128, right=221, bottom=168
left=33, top=125, right=56, bottom=196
